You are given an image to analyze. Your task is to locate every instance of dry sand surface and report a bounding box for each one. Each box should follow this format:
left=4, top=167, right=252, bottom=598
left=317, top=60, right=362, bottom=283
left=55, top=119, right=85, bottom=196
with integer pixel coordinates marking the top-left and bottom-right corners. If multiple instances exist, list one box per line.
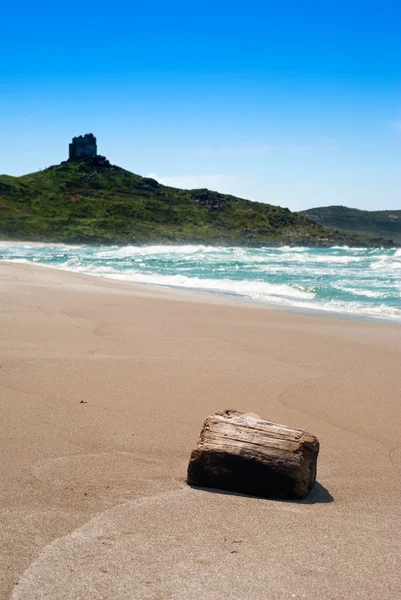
left=0, top=261, right=400, bottom=599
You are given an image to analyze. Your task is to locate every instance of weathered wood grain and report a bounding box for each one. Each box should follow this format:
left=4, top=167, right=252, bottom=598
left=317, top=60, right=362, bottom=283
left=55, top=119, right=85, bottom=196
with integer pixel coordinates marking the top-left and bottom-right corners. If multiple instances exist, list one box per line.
left=187, top=410, right=319, bottom=499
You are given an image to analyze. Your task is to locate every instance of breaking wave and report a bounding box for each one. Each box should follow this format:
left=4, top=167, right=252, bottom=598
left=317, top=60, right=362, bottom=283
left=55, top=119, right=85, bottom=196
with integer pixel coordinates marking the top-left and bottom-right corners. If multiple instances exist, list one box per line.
left=1, top=242, right=400, bottom=322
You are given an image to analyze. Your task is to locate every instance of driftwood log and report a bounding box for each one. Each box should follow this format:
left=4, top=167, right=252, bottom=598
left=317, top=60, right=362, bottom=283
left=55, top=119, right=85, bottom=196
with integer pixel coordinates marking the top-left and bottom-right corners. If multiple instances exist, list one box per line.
left=187, top=410, right=319, bottom=499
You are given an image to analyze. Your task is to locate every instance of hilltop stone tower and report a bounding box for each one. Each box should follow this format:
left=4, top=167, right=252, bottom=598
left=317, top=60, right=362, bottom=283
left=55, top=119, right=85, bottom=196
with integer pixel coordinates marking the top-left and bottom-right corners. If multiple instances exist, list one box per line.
left=69, top=133, right=97, bottom=160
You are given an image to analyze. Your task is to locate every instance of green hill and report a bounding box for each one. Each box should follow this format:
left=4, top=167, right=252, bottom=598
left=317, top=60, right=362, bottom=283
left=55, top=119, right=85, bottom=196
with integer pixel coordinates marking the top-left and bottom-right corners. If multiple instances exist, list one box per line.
left=0, top=157, right=393, bottom=246
left=299, top=205, right=401, bottom=244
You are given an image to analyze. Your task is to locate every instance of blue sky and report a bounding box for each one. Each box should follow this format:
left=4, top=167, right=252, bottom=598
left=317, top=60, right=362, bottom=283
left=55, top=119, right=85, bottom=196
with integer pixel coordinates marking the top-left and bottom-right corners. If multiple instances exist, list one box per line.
left=1, top=0, right=400, bottom=210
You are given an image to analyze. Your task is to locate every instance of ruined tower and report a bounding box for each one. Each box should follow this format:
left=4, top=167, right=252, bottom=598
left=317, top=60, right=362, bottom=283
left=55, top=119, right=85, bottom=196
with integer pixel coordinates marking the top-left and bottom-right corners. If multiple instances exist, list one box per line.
left=69, top=133, right=97, bottom=160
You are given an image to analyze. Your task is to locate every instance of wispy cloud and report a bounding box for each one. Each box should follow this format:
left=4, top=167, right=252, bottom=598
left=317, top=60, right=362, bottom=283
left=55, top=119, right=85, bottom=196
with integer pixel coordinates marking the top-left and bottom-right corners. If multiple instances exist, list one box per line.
left=394, top=121, right=401, bottom=131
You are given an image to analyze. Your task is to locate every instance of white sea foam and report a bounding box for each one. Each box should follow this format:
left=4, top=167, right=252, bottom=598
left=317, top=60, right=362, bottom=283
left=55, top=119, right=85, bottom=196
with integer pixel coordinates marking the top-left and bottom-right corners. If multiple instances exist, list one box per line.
left=94, top=244, right=220, bottom=259
left=277, top=246, right=307, bottom=252
left=1, top=242, right=400, bottom=322
left=65, top=265, right=316, bottom=301
left=332, top=284, right=390, bottom=298
left=370, top=256, right=401, bottom=270
left=291, top=299, right=401, bottom=320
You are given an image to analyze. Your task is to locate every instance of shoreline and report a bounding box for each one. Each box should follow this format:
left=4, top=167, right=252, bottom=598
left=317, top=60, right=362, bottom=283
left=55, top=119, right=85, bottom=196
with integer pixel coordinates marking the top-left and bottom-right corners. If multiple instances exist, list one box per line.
left=1, top=238, right=398, bottom=249
left=1, top=261, right=400, bottom=598
left=1, top=258, right=400, bottom=326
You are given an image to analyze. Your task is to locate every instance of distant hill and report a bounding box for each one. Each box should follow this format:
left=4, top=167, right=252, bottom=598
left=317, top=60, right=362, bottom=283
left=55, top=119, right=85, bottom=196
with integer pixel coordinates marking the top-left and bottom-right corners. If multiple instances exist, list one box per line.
left=299, top=206, right=401, bottom=244
left=0, top=157, right=394, bottom=247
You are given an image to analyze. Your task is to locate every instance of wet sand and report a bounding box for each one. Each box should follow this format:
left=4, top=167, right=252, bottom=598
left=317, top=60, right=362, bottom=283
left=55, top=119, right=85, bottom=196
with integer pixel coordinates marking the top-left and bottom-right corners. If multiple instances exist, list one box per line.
left=1, top=262, right=400, bottom=599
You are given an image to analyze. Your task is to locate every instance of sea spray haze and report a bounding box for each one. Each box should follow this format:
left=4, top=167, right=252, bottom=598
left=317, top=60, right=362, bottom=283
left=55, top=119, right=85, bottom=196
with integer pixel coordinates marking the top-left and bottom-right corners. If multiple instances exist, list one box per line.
left=1, top=243, right=400, bottom=322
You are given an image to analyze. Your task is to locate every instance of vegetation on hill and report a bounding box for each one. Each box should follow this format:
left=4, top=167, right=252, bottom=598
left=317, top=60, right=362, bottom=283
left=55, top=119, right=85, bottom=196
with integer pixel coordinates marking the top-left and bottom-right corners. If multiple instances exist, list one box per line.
left=300, top=205, right=400, bottom=245
left=0, top=158, right=394, bottom=246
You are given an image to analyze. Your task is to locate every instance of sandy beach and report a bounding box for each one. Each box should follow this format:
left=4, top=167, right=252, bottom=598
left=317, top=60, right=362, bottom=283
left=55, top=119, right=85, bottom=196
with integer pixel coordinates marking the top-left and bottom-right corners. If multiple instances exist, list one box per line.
left=1, top=261, right=400, bottom=599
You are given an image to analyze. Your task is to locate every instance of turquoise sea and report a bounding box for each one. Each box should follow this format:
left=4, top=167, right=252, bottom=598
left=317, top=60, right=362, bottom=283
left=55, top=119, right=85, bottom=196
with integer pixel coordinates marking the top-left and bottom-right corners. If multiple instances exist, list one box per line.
left=1, top=242, right=401, bottom=322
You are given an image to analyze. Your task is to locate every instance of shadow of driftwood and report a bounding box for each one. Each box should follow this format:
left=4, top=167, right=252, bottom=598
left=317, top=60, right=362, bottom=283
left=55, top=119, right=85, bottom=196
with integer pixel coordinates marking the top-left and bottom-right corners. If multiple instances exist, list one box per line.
left=188, top=481, right=334, bottom=504
left=293, top=481, right=334, bottom=504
